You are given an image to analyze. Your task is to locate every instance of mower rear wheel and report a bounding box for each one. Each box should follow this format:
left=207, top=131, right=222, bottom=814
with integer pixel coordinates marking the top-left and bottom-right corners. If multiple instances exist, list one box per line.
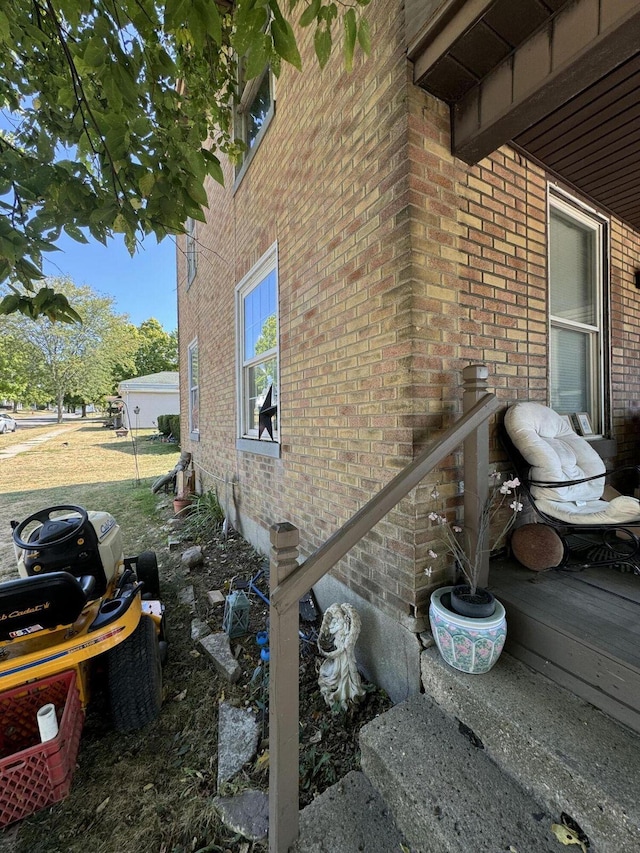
left=136, top=550, right=160, bottom=599
left=107, top=615, right=162, bottom=732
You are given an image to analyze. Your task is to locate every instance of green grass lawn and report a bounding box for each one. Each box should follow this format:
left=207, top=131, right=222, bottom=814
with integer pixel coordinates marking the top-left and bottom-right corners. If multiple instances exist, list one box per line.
left=0, top=421, right=180, bottom=579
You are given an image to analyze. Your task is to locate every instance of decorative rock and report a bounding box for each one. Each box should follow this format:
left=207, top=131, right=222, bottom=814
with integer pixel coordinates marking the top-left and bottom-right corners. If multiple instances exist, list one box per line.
left=418, top=631, right=435, bottom=650
left=217, top=703, right=260, bottom=787
left=178, top=585, right=196, bottom=610
left=181, top=545, right=204, bottom=568
left=213, top=790, right=268, bottom=841
left=207, top=589, right=225, bottom=605
left=191, top=619, right=212, bottom=641
left=200, top=633, right=242, bottom=683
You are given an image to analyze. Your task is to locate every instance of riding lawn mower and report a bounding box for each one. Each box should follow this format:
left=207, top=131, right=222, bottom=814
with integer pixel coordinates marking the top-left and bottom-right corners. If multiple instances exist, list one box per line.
left=0, top=505, right=166, bottom=825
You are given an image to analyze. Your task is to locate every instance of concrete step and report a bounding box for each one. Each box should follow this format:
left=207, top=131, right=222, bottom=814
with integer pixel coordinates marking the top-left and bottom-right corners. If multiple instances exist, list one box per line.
left=294, top=770, right=410, bottom=853
left=420, top=648, right=640, bottom=853
left=359, top=694, right=560, bottom=853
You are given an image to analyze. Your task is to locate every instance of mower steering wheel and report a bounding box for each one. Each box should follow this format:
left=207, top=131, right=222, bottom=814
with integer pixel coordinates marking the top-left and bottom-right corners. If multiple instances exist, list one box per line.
left=12, top=505, right=89, bottom=550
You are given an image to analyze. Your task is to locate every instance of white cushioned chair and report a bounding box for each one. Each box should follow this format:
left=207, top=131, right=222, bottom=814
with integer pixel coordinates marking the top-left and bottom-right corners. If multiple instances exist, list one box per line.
left=503, top=402, right=640, bottom=573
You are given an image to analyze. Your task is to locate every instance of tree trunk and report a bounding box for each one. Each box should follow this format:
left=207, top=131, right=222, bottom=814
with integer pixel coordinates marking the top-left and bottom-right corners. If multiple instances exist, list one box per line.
left=57, top=394, right=64, bottom=424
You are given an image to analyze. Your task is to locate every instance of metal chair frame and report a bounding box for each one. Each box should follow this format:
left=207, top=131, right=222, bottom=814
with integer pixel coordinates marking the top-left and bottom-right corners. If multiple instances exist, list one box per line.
left=501, top=424, right=640, bottom=575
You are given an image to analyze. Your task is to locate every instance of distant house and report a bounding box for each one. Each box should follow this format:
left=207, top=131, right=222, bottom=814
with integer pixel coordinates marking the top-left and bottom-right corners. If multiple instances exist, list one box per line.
left=117, top=372, right=179, bottom=429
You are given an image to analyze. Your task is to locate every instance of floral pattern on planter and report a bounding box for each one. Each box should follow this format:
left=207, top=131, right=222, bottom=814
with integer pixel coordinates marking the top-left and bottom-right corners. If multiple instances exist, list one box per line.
left=429, top=586, right=506, bottom=674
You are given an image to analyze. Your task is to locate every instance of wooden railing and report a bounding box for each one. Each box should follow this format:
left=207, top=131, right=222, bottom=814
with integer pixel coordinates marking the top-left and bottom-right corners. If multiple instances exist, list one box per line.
left=268, top=365, right=499, bottom=851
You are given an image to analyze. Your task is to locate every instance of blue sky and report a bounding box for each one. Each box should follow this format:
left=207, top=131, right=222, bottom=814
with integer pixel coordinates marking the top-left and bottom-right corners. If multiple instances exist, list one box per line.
left=42, top=232, right=178, bottom=331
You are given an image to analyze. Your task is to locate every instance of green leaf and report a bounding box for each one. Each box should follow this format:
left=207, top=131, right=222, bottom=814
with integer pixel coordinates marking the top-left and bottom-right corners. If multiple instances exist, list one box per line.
left=0, top=294, right=21, bottom=315
left=139, top=172, right=156, bottom=197
left=357, top=17, right=371, bottom=55
left=164, top=0, right=189, bottom=29
left=112, top=213, right=129, bottom=233
left=343, top=9, right=356, bottom=73
left=186, top=176, right=209, bottom=207
left=244, top=33, right=271, bottom=80
left=84, top=39, right=107, bottom=69
left=202, top=151, right=224, bottom=185
left=299, top=0, right=321, bottom=27
left=0, top=11, right=10, bottom=41
left=271, top=17, right=302, bottom=71
left=232, top=4, right=269, bottom=57
left=314, top=27, right=332, bottom=69
left=63, top=224, right=89, bottom=244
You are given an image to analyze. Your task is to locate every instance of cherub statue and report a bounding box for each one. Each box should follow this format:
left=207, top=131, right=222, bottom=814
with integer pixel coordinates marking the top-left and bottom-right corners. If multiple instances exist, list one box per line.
left=317, top=603, right=365, bottom=710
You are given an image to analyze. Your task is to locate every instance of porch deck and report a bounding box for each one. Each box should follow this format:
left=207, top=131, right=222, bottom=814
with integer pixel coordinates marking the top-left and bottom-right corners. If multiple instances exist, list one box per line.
left=489, top=557, right=640, bottom=735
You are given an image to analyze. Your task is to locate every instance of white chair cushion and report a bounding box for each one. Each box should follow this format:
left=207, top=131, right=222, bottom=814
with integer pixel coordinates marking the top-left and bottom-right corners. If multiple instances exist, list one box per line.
left=505, top=402, right=605, bottom=503
left=536, top=495, right=640, bottom=525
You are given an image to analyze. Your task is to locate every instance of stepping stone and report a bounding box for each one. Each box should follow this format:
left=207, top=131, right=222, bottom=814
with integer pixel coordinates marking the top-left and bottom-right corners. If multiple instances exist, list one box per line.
left=217, top=702, right=260, bottom=787
left=200, top=632, right=241, bottom=682
left=213, top=790, right=268, bottom=842
left=191, top=619, right=211, bottom=641
left=207, top=589, right=225, bottom=605
left=178, top=585, right=196, bottom=609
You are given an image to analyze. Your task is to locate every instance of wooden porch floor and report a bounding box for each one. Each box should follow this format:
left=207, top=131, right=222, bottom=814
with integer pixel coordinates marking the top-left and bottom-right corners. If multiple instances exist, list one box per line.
left=489, top=557, right=640, bottom=735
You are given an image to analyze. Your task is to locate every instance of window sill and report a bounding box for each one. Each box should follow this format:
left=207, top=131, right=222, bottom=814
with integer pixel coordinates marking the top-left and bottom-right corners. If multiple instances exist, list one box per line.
left=236, top=437, right=280, bottom=458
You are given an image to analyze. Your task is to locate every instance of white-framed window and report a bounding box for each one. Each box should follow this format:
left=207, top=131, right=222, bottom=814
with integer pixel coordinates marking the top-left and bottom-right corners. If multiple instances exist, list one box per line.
left=185, top=217, right=197, bottom=286
left=548, top=192, right=607, bottom=435
left=234, top=62, right=274, bottom=183
left=188, top=338, right=199, bottom=438
left=236, top=243, right=279, bottom=453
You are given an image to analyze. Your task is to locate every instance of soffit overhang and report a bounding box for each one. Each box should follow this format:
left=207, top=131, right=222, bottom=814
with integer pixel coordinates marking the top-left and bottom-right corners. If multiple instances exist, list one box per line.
left=408, top=0, right=640, bottom=231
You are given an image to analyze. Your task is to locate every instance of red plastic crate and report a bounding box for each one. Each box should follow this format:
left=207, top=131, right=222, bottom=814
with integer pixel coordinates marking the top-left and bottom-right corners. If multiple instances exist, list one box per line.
left=0, top=670, right=84, bottom=826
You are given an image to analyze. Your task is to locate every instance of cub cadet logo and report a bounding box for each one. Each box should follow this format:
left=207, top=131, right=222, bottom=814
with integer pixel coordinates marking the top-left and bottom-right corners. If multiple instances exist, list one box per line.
left=0, top=602, right=50, bottom=620
left=99, top=518, right=116, bottom=539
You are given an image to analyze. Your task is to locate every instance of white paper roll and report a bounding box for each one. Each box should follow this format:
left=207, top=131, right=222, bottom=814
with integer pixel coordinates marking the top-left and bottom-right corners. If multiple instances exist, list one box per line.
left=37, top=703, right=59, bottom=742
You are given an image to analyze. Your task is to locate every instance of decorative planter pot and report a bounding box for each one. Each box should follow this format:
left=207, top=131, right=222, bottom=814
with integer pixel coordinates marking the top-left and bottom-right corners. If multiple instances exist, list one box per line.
left=173, top=497, right=193, bottom=516
left=428, top=586, right=506, bottom=674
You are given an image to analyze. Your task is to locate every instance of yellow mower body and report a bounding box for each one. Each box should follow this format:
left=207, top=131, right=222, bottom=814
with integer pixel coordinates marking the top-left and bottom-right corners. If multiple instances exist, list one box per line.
left=1, top=505, right=165, bottom=730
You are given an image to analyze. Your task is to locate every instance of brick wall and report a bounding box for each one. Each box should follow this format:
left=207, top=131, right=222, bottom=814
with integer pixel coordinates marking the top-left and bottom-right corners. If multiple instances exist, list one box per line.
left=610, top=218, right=640, bottom=485
left=177, top=0, right=640, bottom=628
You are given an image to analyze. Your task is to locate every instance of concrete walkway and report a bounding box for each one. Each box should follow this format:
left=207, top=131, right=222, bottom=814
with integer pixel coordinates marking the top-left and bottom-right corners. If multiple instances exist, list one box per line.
left=0, top=427, right=76, bottom=459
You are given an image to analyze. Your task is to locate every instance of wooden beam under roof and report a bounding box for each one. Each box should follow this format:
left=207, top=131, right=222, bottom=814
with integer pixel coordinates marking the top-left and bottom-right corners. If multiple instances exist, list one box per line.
left=453, top=0, right=640, bottom=164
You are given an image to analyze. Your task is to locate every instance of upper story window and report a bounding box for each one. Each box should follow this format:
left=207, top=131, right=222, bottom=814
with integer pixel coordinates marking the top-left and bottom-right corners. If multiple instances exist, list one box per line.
left=234, top=61, right=274, bottom=183
left=236, top=244, right=279, bottom=453
left=549, top=193, right=607, bottom=435
left=188, top=338, right=199, bottom=438
left=185, top=217, right=197, bottom=287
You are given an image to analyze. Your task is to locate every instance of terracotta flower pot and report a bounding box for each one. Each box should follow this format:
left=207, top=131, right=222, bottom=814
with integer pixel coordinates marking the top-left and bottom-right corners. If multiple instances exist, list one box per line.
left=428, top=586, right=506, bottom=674
left=173, top=496, right=193, bottom=515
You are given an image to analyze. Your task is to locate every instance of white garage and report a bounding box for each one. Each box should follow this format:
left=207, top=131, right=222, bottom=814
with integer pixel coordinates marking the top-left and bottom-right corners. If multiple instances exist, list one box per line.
left=117, top=371, right=179, bottom=429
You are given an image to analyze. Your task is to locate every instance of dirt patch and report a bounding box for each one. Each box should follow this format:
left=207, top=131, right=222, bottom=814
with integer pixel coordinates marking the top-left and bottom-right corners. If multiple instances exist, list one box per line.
left=6, top=499, right=391, bottom=852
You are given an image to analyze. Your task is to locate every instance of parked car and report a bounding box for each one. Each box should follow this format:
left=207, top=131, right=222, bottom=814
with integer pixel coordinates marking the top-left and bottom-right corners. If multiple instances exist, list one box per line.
left=0, top=413, right=16, bottom=433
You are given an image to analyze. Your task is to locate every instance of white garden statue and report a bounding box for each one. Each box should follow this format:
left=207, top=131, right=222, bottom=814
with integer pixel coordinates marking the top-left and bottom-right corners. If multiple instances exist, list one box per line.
left=317, top=603, right=365, bottom=710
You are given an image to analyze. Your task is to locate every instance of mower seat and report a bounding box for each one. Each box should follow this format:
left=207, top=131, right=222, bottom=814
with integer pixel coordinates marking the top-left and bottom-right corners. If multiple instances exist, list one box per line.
left=0, top=572, right=96, bottom=641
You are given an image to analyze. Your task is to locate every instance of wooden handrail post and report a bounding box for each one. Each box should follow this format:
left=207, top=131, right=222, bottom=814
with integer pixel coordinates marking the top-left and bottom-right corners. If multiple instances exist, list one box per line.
left=463, top=364, right=490, bottom=588
left=269, top=522, right=300, bottom=853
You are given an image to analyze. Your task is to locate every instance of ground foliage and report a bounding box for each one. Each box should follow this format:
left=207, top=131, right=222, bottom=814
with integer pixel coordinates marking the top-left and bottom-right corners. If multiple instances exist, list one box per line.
left=0, top=0, right=371, bottom=322
left=12, top=501, right=391, bottom=853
